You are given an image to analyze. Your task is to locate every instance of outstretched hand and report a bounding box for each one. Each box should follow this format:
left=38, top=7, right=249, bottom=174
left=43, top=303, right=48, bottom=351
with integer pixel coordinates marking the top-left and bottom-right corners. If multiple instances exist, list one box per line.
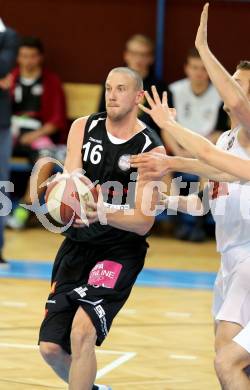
left=195, top=3, right=209, bottom=50
left=130, top=152, right=172, bottom=180
left=139, top=86, right=176, bottom=130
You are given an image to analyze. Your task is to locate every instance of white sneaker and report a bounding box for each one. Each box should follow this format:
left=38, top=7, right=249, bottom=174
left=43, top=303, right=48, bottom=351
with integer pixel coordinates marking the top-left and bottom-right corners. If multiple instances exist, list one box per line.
left=95, top=385, right=112, bottom=390
left=6, top=207, right=30, bottom=230
left=6, top=215, right=26, bottom=229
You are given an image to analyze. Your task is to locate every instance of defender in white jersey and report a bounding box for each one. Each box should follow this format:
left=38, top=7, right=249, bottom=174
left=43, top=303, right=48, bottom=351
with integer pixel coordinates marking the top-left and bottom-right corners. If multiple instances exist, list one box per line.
left=131, top=3, right=250, bottom=389
left=210, top=127, right=250, bottom=331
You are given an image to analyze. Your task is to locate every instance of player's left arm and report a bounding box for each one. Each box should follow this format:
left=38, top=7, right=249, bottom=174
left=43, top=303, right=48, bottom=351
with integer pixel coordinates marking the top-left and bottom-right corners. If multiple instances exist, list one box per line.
left=160, top=116, right=250, bottom=181
left=86, top=146, right=166, bottom=235
left=139, top=87, right=250, bottom=182
left=196, top=146, right=250, bottom=182
left=195, top=3, right=250, bottom=133
left=131, top=152, right=240, bottom=182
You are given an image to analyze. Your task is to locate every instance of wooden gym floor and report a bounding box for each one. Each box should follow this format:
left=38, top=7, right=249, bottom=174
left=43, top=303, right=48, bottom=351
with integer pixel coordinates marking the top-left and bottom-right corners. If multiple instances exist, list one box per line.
left=0, top=228, right=220, bottom=390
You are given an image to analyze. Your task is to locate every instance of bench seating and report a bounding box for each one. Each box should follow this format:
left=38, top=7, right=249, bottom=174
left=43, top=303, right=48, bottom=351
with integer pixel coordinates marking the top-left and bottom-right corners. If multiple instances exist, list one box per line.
left=10, top=82, right=102, bottom=172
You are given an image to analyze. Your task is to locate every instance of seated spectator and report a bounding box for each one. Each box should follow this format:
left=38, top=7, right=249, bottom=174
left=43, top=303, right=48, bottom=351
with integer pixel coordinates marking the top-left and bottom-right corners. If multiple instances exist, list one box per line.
left=7, top=36, right=67, bottom=229
left=165, top=48, right=229, bottom=241
left=98, top=34, right=172, bottom=136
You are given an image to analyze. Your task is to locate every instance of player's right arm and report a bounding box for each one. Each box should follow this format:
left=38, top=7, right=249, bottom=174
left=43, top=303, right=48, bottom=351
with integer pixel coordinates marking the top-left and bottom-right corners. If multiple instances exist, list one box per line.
left=131, top=152, right=239, bottom=182
left=63, top=117, right=88, bottom=173
left=195, top=3, right=250, bottom=133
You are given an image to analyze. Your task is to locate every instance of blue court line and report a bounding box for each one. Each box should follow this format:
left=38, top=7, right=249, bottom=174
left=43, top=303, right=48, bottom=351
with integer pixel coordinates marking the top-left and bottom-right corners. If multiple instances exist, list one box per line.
left=0, top=260, right=216, bottom=290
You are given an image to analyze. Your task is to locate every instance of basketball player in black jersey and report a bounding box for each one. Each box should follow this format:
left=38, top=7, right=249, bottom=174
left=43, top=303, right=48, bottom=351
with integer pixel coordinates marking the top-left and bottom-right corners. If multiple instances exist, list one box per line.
left=38, top=67, right=165, bottom=390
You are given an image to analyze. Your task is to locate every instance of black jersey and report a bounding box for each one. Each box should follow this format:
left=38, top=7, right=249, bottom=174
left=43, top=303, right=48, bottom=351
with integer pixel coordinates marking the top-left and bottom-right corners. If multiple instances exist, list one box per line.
left=65, top=112, right=163, bottom=245
left=13, top=76, right=43, bottom=116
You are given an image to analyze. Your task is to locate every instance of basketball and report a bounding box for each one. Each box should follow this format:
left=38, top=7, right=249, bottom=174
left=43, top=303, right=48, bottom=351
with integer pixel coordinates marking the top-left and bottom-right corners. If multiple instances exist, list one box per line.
left=45, top=173, right=98, bottom=224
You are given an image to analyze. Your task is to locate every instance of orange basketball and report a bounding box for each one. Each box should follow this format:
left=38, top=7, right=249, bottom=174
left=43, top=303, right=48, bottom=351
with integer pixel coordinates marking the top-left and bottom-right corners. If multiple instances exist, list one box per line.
left=45, top=173, right=98, bottom=224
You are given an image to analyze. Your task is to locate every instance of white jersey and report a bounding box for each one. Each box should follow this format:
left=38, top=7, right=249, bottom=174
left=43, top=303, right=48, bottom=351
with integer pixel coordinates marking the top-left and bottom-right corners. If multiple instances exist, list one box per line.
left=169, top=78, right=223, bottom=136
left=210, top=127, right=250, bottom=255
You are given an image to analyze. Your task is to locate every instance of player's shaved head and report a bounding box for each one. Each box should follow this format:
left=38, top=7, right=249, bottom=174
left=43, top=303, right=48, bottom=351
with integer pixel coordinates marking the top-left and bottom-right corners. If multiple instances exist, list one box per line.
left=108, top=67, right=143, bottom=91
left=105, top=67, right=144, bottom=122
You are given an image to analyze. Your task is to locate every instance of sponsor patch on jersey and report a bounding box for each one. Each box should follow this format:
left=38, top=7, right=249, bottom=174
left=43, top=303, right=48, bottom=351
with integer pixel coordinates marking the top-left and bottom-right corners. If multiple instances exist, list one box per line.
left=118, top=154, right=131, bottom=171
left=88, top=260, right=122, bottom=288
left=46, top=299, right=56, bottom=304
left=89, top=136, right=102, bottom=144
left=227, top=136, right=235, bottom=150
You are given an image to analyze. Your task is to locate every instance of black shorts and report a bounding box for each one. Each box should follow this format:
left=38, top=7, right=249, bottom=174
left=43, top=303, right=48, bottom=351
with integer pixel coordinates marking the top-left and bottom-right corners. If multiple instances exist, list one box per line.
left=39, top=237, right=147, bottom=353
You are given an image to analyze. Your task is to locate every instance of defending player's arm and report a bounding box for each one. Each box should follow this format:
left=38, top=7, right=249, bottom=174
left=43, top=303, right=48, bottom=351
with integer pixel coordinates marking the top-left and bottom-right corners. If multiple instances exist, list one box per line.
left=168, top=156, right=239, bottom=181
left=137, top=87, right=250, bottom=182
left=86, top=146, right=166, bottom=236
left=186, top=147, right=250, bottom=182
left=161, top=130, right=193, bottom=158
left=131, top=152, right=239, bottom=182
left=195, top=3, right=250, bottom=134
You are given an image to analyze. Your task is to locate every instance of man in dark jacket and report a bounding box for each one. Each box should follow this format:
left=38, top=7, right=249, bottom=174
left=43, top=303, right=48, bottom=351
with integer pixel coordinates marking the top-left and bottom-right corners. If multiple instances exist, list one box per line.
left=0, top=18, right=19, bottom=266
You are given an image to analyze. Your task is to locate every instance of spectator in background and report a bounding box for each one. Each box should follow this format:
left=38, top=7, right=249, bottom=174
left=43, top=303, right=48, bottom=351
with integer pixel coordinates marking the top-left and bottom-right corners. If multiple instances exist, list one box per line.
left=98, top=34, right=172, bottom=136
left=165, top=48, right=228, bottom=241
left=0, top=18, right=19, bottom=266
left=7, top=36, right=67, bottom=229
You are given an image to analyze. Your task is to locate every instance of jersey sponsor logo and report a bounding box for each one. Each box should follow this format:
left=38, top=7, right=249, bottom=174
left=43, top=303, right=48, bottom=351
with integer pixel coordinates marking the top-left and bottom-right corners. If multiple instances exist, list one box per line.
left=89, top=137, right=102, bottom=144
left=227, top=136, right=235, bottom=150
left=118, top=154, right=131, bottom=171
left=46, top=299, right=56, bottom=304
left=94, top=304, right=106, bottom=319
left=74, top=286, right=88, bottom=298
left=103, top=202, right=130, bottom=210
left=88, top=260, right=122, bottom=288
